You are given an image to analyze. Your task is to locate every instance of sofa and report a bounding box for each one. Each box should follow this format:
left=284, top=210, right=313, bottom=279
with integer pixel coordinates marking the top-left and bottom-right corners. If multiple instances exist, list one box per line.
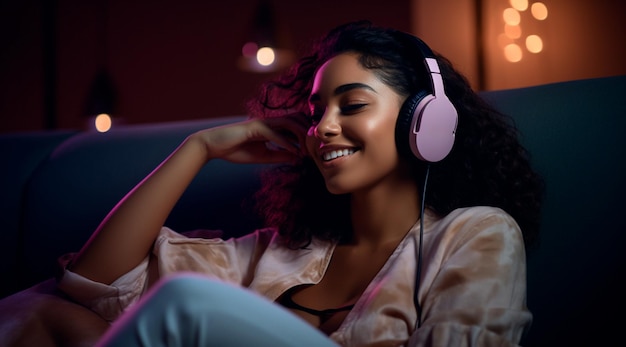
left=1, top=75, right=625, bottom=346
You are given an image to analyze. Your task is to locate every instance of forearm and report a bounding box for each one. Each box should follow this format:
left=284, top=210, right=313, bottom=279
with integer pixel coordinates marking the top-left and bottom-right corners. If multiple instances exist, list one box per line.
left=70, top=135, right=209, bottom=284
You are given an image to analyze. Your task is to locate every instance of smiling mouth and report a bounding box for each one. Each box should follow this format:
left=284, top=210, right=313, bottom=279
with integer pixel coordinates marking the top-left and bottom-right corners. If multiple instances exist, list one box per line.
left=322, top=148, right=359, bottom=162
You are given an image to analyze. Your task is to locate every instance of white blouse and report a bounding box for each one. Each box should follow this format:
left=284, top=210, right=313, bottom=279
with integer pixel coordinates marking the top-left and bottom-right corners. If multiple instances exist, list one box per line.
left=58, top=206, right=531, bottom=346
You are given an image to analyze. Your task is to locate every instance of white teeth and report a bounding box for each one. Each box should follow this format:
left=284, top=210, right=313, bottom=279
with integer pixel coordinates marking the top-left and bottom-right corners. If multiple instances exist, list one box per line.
left=323, top=148, right=356, bottom=161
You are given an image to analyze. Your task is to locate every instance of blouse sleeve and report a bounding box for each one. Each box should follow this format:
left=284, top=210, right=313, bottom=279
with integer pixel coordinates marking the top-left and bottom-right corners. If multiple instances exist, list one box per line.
left=407, top=207, right=532, bottom=347
left=56, top=226, right=273, bottom=322
left=57, top=255, right=150, bottom=322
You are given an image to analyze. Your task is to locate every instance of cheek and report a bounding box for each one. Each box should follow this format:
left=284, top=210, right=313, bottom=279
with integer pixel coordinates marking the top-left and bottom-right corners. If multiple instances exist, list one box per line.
left=362, top=109, right=400, bottom=148
left=358, top=112, right=403, bottom=167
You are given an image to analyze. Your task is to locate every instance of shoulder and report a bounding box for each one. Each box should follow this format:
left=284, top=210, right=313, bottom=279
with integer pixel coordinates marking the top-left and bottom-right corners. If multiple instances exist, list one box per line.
left=438, top=206, right=518, bottom=230
left=428, top=206, right=524, bottom=253
left=235, top=227, right=280, bottom=245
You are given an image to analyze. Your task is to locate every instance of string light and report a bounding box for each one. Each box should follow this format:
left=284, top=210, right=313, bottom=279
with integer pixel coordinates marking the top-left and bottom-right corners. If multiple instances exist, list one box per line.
left=503, top=8, right=521, bottom=25
left=501, top=1, right=548, bottom=62
left=505, top=24, right=522, bottom=39
left=504, top=44, right=523, bottom=62
left=510, top=0, right=528, bottom=11
left=94, top=113, right=112, bottom=133
left=531, top=2, right=548, bottom=20
left=237, top=0, right=294, bottom=73
left=256, top=47, right=276, bottom=66
left=526, top=35, right=543, bottom=53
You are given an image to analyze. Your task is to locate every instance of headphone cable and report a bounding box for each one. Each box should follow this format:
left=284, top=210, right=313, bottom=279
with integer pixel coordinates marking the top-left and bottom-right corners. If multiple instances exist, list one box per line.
left=414, top=164, right=430, bottom=330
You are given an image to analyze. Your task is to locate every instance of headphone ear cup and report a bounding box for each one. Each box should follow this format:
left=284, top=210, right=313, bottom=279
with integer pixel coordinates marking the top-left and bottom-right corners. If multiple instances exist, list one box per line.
left=413, top=94, right=457, bottom=162
left=396, top=91, right=458, bottom=162
left=395, top=91, right=430, bottom=159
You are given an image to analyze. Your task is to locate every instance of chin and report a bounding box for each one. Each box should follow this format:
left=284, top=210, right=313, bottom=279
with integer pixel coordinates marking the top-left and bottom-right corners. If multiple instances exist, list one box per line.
left=325, top=184, right=345, bottom=195
left=323, top=179, right=354, bottom=195
left=326, top=188, right=348, bottom=195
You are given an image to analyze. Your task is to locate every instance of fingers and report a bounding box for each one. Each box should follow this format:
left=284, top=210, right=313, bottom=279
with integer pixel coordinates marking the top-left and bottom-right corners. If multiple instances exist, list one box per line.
left=198, top=115, right=309, bottom=164
left=261, top=113, right=310, bottom=156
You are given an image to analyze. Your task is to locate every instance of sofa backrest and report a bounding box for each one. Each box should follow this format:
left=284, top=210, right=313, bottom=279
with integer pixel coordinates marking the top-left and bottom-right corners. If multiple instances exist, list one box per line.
left=481, top=75, right=626, bottom=346
left=15, top=118, right=269, bottom=290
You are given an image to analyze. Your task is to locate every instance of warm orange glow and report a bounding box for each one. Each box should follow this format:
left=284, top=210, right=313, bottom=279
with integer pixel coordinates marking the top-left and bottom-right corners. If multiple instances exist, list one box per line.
left=510, top=0, right=528, bottom=11
left=95, top=114, right=112, bottom=132
left=505, top=24, right=522, bottom=39
left=503, top=8, right=521, bottom=25
left=504, top=44, right=523, bottom=62
left=497, top=33, right=514, bottom=48
left=526, top=35, right=543, bottom=53
left=531, top=2, right=548, bottom=20
left=256, top=47, right=275, bottom=66
left=500, top=1, right=547, bottom=61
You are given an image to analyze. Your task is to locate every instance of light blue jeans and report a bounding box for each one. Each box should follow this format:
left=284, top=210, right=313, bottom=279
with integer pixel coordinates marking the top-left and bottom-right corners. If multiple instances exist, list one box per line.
left=96, top=273, right=339, bottom=347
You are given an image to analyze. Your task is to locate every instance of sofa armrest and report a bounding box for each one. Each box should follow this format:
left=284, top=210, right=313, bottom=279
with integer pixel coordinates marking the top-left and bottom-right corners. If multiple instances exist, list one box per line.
left=0, top=130, right=78, bottom=297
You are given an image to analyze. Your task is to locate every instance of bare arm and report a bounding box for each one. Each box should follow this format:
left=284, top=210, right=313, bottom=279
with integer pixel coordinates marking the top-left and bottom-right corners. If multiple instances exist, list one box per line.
left=69, top=116, right=307, bottom=285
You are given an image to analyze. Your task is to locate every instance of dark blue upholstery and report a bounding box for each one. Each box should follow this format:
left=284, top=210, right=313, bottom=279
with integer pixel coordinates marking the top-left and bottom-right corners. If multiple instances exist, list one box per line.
left=481, top=75, right=626, bottom=346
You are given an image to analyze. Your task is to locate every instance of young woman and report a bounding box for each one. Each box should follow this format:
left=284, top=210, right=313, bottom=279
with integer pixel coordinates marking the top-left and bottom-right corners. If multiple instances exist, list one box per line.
left=7, top=21, right=544, bottom=346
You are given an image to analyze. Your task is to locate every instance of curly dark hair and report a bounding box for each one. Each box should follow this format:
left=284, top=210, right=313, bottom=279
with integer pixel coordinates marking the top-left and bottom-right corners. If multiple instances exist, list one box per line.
left=248, top=20, right=544, bottom=249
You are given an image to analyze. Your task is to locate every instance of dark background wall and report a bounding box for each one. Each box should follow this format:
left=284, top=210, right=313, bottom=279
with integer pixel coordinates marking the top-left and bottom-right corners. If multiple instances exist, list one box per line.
left=0, top=0, right=411, bottom=133
left=2, top=0, right=625, bottom=134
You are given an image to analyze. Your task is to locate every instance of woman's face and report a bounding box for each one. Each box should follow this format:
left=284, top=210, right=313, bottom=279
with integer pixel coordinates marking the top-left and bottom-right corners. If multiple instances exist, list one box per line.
left=305, top=52, right=409, bottom=195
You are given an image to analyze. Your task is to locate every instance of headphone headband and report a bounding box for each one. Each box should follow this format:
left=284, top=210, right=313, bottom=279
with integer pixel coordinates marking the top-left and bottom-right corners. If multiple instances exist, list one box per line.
left=393, top=32, right=458, bottom=163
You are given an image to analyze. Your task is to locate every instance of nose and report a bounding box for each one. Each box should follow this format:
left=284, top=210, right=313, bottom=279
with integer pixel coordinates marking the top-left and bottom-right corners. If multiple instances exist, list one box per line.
left=313, top=111, right=341, bottom=140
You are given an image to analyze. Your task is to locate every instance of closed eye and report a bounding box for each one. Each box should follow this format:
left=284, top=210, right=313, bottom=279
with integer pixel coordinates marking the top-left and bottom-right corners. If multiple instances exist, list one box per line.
left=308, top=103, right=367, bottom=125
left=341, top=103, right=367, bottom=114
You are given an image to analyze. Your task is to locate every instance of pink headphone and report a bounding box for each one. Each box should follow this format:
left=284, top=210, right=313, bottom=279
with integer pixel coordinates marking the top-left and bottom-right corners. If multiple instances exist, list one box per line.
left=395, top=35, right=458, bottom=163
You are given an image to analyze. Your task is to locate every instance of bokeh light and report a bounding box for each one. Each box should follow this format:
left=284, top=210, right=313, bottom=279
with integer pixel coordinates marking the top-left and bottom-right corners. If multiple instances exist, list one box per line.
left=510, top=0, right=528, bottom=11
left=501, top=1, right=548, bottom=62
left=94, top=113, right=112, bottom=133
left=504, top=44, right=523, bottom=62
left=503, top=8, right=521, bottom=26
left=531, top=2, right=548, bottom=20
left=241, top=42, right=258, bottom=58
left=256, top=47, right=275, bottom=66
left=505, top=24, right=522, bottom=39
left=526, top=35, right=543, bottom=53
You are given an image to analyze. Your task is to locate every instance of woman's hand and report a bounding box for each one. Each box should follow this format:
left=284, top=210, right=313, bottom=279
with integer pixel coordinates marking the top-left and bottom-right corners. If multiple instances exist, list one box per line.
left=192, top=114, right=309, bottom=164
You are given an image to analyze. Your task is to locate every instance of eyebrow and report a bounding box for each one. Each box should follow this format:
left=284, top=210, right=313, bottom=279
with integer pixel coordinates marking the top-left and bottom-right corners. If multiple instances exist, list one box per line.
left=309, top=83, right=376, bottom=103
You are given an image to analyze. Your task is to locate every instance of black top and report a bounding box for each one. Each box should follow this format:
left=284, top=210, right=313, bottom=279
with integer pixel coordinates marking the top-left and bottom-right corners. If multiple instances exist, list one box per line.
left=279, top=289, right=355, bottom=323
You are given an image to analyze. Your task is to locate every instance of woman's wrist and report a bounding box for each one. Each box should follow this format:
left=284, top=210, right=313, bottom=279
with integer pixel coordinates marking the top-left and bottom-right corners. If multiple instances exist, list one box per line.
left=185, top=131, right=217, bottom=163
